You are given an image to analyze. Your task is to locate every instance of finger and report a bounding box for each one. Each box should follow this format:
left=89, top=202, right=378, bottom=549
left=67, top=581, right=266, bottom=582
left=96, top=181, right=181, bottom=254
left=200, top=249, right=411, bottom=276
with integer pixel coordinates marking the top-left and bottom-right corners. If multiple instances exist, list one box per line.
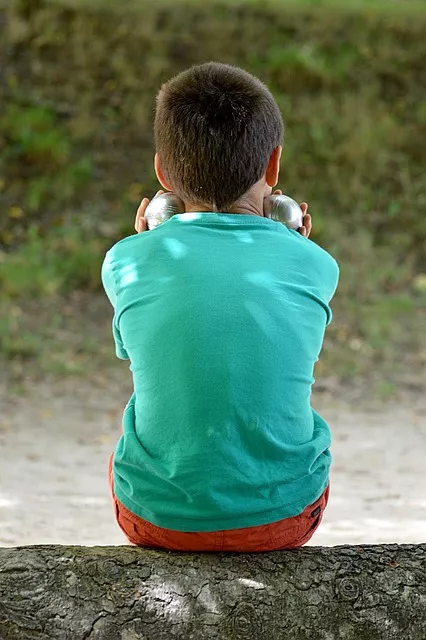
left=303, top=214, right=312, bottom=237
left=273, top=189, right=282, bottom=195
left=137, top=197, right=149, bottom=216
left=300, top=202, right=308, bottom=215
left=299, top=226, right=307, bottom=237
left=135, top=197, right=149, bottom=232
left=155, top=189, right=165, bottom=198
left=138, top=216, right=148, bottom=233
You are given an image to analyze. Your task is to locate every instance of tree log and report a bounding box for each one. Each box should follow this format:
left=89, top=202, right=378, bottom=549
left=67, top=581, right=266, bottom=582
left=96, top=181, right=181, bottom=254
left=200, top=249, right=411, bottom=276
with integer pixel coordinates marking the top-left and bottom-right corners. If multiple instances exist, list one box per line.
left=0, top=544, right=425, bottom=640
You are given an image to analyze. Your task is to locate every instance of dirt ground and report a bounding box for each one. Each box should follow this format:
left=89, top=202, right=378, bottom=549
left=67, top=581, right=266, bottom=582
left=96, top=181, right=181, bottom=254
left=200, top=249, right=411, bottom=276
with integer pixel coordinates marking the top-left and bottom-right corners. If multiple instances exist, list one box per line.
left=1, top=370, right=425, bottom=548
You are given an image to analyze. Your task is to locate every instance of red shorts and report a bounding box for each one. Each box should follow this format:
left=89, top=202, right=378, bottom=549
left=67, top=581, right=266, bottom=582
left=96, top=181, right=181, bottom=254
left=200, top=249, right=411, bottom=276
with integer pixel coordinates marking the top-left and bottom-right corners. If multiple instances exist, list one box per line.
left=108, top=454, right=329, bottom=552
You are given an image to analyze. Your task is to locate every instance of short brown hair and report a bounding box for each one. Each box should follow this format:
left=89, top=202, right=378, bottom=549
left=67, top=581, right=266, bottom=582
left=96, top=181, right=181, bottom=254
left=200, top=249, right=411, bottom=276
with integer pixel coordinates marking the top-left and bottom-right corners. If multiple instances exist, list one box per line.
left=155, top=62, right=283, bottom=211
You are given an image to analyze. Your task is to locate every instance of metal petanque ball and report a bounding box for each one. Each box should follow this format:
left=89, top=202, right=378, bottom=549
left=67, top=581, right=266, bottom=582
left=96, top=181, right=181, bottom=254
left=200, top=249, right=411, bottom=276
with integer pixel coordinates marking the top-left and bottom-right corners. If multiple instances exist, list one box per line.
left=144, top=193, right=185, bottom=229
left=263, top=194, right=303, bottom=230
left=144, top=192, right=304, bottom=230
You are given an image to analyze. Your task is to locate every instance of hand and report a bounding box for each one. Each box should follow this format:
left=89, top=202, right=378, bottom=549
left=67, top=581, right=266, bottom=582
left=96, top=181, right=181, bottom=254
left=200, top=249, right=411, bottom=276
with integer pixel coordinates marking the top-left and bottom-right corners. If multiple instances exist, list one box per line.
left=134, top=190, right=165, bottom=233
left=298, top=202, right=311, bottom=238
left=271, top=189, right=311, bottom=238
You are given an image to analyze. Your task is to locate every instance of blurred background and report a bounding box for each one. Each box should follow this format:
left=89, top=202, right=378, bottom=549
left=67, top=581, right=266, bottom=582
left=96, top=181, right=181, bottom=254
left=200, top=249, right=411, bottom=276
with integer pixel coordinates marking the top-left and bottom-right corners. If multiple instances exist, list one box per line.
left=0, top=0, right=425, bottom=547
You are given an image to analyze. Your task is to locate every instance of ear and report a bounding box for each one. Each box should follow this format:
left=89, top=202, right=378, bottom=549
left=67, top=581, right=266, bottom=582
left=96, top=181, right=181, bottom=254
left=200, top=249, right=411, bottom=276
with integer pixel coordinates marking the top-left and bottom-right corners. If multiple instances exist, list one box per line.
left=265, top=146, right=282, bottom=188
left=154, top=153, right=173, bottom=191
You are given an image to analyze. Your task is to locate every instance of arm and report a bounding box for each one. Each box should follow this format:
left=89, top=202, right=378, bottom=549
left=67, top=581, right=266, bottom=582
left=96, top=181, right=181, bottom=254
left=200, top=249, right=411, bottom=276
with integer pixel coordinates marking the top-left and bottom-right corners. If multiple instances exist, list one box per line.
left=101, top=251, right=129, bottom=360
left=101, top=192, right=163, bottom=359
left=101, top=252, right=117, bottom=309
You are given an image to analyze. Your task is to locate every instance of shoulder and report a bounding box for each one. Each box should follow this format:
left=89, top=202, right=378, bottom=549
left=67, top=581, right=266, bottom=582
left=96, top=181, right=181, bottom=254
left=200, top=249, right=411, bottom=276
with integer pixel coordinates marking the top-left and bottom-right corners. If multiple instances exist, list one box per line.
left=284, top=230, right=339, bottom=302
left=104, top=233, right=145, bottom=260
left=289, top=230, right=339, bottom=276
left=102, top=232, right=152, bottom=274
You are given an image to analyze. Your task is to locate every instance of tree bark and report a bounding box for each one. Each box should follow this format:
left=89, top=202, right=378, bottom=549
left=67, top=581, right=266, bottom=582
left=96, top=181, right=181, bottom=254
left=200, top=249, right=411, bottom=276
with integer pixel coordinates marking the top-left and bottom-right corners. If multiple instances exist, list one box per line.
left=0, top=544, right=425, bottom=640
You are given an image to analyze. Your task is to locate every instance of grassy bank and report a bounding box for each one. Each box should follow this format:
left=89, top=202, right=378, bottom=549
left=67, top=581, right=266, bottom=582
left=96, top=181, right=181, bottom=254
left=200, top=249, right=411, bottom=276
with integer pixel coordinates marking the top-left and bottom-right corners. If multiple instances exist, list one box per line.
left=0, top=0, right=425, bottom=388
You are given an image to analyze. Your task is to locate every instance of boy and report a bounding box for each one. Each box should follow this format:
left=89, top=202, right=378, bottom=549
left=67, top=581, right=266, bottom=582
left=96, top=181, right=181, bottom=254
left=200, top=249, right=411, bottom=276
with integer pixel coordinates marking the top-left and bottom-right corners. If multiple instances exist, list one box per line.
left=102, top=62, right=339, bottom=552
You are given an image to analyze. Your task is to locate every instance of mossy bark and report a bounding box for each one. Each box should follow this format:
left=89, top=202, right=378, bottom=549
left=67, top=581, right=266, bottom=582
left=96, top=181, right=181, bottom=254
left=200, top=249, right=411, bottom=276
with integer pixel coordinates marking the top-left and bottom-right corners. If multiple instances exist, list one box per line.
left=0, top=544, right=425, bottom=639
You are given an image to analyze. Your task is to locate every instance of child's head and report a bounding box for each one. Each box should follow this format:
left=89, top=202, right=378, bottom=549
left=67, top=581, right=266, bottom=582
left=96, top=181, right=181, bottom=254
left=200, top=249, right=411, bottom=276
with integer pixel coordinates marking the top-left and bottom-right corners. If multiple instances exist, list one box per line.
left=154, top=62, right=283, bottom=212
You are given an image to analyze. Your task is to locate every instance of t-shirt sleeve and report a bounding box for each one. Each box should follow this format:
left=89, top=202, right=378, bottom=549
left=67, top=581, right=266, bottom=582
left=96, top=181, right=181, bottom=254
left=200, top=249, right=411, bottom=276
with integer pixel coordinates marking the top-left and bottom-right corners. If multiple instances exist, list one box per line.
left=324, top=257, right=340, bottom=304
left=320, top=255, right=339, bottom=326
left=300, top=236, right=339, bottom=327
left=101, top=252, right=117, bottom=308
left=101, top=251, right=129, bottom=360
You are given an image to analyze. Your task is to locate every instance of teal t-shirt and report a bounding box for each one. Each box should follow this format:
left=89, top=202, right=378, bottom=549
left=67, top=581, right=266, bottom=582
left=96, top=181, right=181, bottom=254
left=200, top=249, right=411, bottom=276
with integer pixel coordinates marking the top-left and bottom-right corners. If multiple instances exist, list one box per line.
left=102, top=213, right=339, bottom=532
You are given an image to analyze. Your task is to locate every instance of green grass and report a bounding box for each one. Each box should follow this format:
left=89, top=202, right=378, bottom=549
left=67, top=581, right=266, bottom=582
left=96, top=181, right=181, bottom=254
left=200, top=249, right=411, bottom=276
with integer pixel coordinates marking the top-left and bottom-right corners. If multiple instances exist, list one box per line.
left=0, top=224, right=108, bottom=297
left=48, top=0, right=426, bottom=15
left=0, top=293, right=116, bottom=378
left=0, top=104, right=93, bottom=246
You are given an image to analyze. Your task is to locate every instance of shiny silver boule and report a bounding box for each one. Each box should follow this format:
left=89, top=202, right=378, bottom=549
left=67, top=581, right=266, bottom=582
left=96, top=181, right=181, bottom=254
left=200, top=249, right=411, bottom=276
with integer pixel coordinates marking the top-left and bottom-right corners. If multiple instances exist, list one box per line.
left=144, top=191, right=304, bottom=230
left=144, top=193, right=185, bottom=229
left=263, top=194, right=303, bottom=230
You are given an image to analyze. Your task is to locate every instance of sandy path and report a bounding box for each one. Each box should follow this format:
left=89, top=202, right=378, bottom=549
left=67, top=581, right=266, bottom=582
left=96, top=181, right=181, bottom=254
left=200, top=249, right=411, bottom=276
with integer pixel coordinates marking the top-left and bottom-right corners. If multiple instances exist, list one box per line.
left=1, top=375, right=425, bottom=547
